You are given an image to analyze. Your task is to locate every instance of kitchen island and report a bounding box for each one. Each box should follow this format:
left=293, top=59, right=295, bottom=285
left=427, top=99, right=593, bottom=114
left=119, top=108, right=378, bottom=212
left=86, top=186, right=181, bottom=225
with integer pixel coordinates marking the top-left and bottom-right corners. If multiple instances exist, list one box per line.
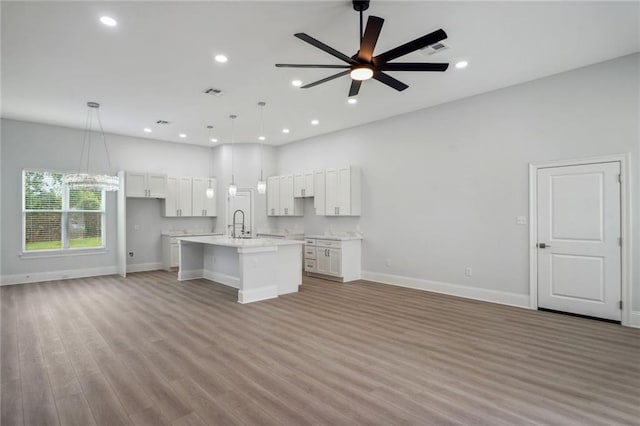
left=177, top=236, right=304, bottom=304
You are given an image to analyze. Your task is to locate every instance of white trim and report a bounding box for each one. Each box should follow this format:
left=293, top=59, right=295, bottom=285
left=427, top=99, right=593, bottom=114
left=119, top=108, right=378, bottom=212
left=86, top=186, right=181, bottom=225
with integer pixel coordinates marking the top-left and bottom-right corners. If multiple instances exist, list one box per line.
left=126, top=262, right=162, bottom=273
left=629, top=312, right=640, bottom=328
left=1, top=266, right=118, bottom=286
left=202, top=270, right=240, bottom=289
left=529, top=153, right=633, bottom=326
left=178, top=269, right=203, bottom=281
left=362, top=271, right=530, bottom=308
left=238, top=286, right=278, bottom=304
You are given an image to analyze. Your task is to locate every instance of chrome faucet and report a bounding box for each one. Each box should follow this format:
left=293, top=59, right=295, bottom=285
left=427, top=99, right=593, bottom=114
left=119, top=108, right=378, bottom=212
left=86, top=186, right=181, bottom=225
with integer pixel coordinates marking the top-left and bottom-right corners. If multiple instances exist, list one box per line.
left=232, top=209, right=245, bottom=238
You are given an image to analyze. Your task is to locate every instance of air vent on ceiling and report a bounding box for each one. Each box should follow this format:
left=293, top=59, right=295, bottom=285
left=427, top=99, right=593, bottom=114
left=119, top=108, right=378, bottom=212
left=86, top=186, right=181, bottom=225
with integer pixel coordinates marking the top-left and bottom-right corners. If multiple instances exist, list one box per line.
left=203, top=87, right=225, bottom=96
left=156, top=120, right=169, bottom=125
left=420, top=41, right=449, bottom=55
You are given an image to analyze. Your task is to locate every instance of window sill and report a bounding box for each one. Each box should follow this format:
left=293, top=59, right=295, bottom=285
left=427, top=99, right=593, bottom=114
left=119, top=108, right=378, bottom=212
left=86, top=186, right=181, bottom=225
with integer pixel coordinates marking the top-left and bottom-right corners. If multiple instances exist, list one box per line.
left=19, top=248, right=110, bottom=259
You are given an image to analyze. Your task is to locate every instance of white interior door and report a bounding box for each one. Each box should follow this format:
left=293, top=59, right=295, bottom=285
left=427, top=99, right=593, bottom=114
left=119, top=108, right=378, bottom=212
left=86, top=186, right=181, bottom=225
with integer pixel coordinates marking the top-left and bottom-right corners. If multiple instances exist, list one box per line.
left=537, top=162, right=621, bottom=321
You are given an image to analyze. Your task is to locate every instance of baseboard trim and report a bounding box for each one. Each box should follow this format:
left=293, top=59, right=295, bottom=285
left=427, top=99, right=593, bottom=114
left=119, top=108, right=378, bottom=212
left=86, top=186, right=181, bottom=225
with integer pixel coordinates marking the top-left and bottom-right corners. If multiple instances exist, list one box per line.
left=238, top=286, right=278, bottom=304
left=1, top=266, right=118, bottom=286
left=629, top=311, right=640, bottom=328
left=361, top=270, right=530, bottom=309
left=178, top=269, right=203, bottom=281
left=203, top=270, right=240, bottom=289
left=126, top=262, right=162, bottom=273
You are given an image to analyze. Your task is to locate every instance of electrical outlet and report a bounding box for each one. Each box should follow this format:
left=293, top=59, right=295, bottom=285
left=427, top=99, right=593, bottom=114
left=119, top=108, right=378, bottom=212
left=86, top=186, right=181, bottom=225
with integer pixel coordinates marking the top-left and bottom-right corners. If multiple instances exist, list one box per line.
left=516, top=216, right=528, bottom=225
left=128, top=251, right=135, bottom=258
left=465, top=267, right=473, bottom=277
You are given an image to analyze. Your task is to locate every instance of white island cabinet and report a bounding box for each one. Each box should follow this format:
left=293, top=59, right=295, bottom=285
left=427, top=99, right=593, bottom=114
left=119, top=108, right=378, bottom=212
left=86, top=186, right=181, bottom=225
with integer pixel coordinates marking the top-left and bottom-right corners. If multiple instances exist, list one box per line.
left=178, top=236, right=304, bottom=304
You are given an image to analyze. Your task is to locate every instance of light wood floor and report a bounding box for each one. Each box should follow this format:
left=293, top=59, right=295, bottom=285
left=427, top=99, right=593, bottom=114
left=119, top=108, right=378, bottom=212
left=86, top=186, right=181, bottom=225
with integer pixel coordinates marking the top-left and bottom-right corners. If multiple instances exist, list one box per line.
left=1, top=272, right=639, bottom=426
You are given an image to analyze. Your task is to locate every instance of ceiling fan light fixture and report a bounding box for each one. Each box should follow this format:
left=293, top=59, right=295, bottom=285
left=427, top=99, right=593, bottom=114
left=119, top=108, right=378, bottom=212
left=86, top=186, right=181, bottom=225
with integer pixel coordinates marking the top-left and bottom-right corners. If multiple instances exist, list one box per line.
left=350, top=66, right=374, bottom=81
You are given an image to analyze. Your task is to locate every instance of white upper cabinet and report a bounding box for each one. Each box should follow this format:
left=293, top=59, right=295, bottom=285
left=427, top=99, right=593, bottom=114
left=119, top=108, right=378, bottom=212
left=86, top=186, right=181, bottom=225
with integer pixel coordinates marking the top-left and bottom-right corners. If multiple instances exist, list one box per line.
left=267, top=176, right=280, bottom=216
left=324, top=166, right=360, bottom=216
left=164, top=177, right=192, bottom=217
left=126, top=172, right=167, bottom=198
left=314, top=170, right=326, bottom=215
left=294, top=172, right=314, bottom=197
left=192, top=177, right=217, bottom=217
left=279, top=174, right=303, bottom=216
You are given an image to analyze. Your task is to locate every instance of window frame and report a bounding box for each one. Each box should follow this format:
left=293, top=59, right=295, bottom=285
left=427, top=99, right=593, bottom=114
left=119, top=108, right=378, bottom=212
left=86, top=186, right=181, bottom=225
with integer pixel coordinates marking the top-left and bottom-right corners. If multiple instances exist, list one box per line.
left=21, top=169, right=107, bottom=255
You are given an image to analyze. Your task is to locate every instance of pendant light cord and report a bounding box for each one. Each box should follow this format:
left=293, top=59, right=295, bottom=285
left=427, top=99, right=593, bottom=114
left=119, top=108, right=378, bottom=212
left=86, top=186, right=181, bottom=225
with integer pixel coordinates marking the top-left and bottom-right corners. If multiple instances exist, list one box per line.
left=95, top=107, right=114, bottom=174
left=230, top=115, right=236, bottom=185
left=259, top=102, right=265, bottom=181
left=78, top=107, right=92, bottom=174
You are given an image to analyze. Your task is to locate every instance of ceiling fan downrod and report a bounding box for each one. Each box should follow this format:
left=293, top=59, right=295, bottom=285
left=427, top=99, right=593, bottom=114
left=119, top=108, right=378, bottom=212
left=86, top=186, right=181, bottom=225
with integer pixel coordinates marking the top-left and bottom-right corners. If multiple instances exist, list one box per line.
left=353, top=0, right=370, bottom=44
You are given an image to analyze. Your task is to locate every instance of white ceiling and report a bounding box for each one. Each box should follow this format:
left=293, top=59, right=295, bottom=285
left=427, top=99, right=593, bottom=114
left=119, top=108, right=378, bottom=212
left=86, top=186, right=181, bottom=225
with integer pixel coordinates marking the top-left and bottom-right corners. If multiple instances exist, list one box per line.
left=2, top=1, right=639, bottom=147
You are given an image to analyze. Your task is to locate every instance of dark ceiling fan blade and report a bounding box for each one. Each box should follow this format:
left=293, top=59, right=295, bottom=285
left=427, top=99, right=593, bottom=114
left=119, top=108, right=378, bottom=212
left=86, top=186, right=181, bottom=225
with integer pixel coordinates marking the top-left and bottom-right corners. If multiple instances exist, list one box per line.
left=379, top=62, right=449, bottom=72
left=348, top=80, right=362, bottom=97
left=373, top=72, right=409, bottom=91
left=301, top=70, right=351, bottom=89
left=358, top=16, right=384, bottom=62
left=373, top=29, right=447, bottom=64
left=295, top=33, right=358, bottom=64
left=275, top=64, right=351, bottom=69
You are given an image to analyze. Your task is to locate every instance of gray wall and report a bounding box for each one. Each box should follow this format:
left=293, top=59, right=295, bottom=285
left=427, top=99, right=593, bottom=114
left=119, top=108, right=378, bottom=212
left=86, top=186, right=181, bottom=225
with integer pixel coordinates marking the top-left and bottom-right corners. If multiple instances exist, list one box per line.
left=275, top=54, right=640, bottom=309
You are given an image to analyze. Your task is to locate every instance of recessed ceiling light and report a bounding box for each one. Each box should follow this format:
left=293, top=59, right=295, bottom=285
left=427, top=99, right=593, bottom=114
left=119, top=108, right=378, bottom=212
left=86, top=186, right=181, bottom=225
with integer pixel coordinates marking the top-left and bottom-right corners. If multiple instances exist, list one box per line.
left=99, top=16, right=117, bottom=27
left=347, top=98, right=358, bottom=105
left=143, top=128, right=152, bottom=133
left=210, top=138, right=218, bottom=143
left=258, top=136, right=266, bottom=141
left=214, top=54, right=228, bottom=63
left=291, top=80, right=303, bottom=87
left=179, top=133, right=187, bottom=138
left=282, top=128, right=290, bottom=134
left=311, top=119, right=319, bottom=126
left=455, top=60, right=468, bottom=69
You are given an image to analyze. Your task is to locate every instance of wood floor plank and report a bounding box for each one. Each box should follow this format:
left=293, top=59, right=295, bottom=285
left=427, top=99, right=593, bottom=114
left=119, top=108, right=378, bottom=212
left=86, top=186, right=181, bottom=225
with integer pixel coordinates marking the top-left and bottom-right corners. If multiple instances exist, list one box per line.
left=2, top=271, right=639, bottom=426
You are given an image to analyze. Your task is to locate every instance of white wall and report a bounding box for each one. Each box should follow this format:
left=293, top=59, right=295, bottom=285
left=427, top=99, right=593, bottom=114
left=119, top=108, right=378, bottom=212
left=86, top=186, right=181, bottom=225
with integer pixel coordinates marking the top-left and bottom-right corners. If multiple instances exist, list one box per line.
left=0, top=119, right=279, bottom=281
left=275, top=53, right=640, bottom=310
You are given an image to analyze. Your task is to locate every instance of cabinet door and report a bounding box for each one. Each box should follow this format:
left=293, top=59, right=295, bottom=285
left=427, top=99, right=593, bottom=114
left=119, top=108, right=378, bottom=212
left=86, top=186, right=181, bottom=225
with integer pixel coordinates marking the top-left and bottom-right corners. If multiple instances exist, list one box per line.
left=147, top=174, right=167, bottom=198
left=203, top=178, right=217, bottom=216
left=267, top=176, right=280, bottom=216
left=325, top=168, right=338, bottom=216
left=177, top=177, right=193, bottom=216
left=164, top=177, right=179, bottom=217
left=304, top=172, right=314, bottom=197
left=316, top=248, right=331, bottom=275
left=170, top=244, right=179, bottom=268
left=293, top=174, right=305, bottom=197
left=191, top=177, right=206, bottom=216
left=279, top=174, right=294, bottom=215
left=126, top=172, right=147, bottom=197
left=314, top=170, right=326, bottom=215
left=337, top=167, right=351, bottom=216
left=328, top=248, right=342, bottom=276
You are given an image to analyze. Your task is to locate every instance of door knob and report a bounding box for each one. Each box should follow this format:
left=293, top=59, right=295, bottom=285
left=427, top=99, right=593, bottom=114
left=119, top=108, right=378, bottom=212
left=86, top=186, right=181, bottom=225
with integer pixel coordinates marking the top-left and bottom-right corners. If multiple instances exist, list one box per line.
left=537, top=243, right=551, bottom=249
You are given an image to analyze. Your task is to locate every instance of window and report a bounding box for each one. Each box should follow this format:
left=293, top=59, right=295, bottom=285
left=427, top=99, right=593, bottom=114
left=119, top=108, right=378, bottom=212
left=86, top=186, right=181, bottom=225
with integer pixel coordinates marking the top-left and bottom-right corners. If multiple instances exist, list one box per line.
left=23, top=170, right=105, bottom=252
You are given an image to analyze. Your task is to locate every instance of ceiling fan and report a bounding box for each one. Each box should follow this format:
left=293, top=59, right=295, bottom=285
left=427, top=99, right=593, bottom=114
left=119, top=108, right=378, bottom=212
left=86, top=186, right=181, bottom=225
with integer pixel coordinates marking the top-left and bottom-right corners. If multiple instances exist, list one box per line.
left=275, top=0, right=449, bottom=97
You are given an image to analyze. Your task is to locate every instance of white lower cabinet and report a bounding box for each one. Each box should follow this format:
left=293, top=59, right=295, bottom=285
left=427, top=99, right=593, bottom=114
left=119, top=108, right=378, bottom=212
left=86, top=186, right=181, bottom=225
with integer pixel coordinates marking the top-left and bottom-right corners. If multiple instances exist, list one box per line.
left=162, top=236, right=181, bottom=270
left=304, top=238, right=361, bottom=282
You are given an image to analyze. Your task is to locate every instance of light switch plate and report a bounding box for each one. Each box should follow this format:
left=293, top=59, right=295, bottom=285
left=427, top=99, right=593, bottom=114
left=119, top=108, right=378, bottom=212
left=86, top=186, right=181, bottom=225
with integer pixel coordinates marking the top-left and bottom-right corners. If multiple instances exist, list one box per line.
left=516, top=216, right=527, bottom=225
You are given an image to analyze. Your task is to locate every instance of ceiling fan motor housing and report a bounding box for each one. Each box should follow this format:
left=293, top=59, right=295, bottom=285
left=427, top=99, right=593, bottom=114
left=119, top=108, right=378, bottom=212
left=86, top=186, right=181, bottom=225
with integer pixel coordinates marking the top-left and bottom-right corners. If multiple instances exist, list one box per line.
left=352, top=0, right=370, bottom=12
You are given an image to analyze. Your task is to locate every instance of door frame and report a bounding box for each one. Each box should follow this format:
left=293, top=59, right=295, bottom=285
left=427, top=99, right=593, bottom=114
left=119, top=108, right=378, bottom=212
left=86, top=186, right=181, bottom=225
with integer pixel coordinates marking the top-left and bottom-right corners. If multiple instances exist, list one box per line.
left=528, top=154, right=632, bottom=326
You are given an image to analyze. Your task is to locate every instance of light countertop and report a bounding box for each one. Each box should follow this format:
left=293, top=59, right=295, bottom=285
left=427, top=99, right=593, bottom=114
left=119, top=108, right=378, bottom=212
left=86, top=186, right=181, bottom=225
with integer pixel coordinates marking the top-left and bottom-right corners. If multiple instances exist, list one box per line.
left=162, top=231, right=222, bottom=237
left=305, top=234, right=363, bottom=241
left=178, top=235, right=305, bottom=249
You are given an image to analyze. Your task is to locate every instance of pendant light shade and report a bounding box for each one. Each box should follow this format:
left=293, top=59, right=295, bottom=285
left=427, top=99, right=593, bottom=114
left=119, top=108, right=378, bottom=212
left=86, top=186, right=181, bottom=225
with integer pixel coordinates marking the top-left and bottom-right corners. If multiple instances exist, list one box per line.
left=228, top=114, right=238, bottom=197
left=257, top=101, right=267, bottom=194
left=206, top=187, right=215, bottom=199
left=65, top=102, right=120, bottom=191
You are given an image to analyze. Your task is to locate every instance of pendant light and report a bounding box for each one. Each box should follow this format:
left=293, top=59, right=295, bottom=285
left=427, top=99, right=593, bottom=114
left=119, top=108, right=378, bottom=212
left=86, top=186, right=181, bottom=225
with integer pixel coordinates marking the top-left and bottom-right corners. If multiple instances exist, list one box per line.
left=65, top=102, right=119, bottom=191
left=206, top=125, right=215, bottom=199
left=256, top=101, right=267, bottom=194
left=228, top=114, right=238, bottom=197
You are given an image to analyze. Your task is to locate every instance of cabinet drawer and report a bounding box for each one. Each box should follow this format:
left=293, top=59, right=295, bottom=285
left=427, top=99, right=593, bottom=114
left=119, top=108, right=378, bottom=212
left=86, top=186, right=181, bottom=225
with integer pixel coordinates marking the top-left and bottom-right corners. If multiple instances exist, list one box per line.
left=304, top=259, right=316, bottom=272
left=305, top=238, right=316, bottom=245
left=316, top=239, right=342, bottom=248
left=304, top=246, right=316, bottom=259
